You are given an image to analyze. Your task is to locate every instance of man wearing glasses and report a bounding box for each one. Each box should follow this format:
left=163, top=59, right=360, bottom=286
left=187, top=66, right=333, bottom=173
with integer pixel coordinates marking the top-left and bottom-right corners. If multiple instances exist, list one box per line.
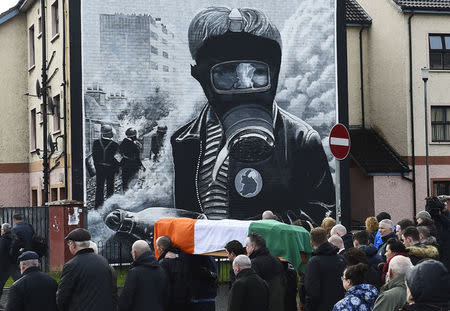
left=56, top=228, right=115, bottom=311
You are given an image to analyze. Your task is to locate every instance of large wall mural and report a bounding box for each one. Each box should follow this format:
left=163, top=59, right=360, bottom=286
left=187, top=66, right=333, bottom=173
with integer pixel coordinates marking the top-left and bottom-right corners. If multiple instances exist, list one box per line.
left=81, top=0, right=338, bottom=255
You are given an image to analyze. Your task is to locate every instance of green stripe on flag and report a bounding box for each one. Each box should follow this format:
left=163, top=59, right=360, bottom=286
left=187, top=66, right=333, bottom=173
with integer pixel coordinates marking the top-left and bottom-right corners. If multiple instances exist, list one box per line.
left=249, top=219, right=313, bottom=272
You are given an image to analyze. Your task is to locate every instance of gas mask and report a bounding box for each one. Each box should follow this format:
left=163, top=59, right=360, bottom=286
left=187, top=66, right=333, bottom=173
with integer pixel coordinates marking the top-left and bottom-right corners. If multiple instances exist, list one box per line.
left=192, top=30, right=282, bottom=180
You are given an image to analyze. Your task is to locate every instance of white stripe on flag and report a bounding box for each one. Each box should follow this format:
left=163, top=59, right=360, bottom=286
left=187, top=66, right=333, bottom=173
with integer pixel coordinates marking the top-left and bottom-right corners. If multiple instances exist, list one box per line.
left=330, top=137, right=349, bottom=146
left=194, top=219, right=254, bottom=254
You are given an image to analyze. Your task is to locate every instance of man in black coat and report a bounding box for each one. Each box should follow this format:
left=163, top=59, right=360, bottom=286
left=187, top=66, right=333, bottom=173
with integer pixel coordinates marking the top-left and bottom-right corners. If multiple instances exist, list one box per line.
left=56, top=228, right=114, bottom=311
left=246, top=233, right=285, bottom=311
left=6, top=251, right=57, bottom=311
left=0, top=223, right=16, bottom=303
left=330, top=224, right=353, bottom=250
left=119, top=240, right=169, bottom=311
left=10, top=214, right=34, bottom=279
left=228, top=254, right=269, bottom=311
left=304, top=227, right=346, bottom=311
left=426, top=196, right=450, bottom=270
left=156, top=236, right=192, bottom=311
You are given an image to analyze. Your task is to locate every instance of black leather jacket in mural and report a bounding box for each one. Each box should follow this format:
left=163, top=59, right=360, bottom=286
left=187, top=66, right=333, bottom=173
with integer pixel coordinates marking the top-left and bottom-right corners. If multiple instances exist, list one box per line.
left=171, top=103, right=335, bottom=225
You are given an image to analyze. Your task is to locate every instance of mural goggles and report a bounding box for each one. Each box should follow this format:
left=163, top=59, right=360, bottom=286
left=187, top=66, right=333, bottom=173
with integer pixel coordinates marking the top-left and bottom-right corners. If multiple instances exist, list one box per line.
left=210, top=60, right=271, bottom=94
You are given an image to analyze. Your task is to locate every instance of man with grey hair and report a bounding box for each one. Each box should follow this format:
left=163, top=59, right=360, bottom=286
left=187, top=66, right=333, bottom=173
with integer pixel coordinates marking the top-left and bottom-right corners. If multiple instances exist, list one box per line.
left=330, top=224, right=353, bottom=250
left=171, top=6, right=334, bottom=226
left=377, top=219, right=397, bottom=260
left=119, top=240, right=169, bottom=311
left=57, top=228, right=114, bottom=311
left=228, top=254, right=269, bottom=311
left=373, top=255, right=413, bottom=311
left=328, top=235, right=345, bottom=254
left=6, top=251, right=57, bottom=311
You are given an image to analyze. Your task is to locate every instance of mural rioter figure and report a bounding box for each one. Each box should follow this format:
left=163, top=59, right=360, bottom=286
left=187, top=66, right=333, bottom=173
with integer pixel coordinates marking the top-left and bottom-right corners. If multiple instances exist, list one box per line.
left=92, top=124, right=119, bottom=208
left=120, top=127, right=145, bottom=191
left=150, top=125, right=168, bottom=162
left=171, top=7, right=335, bottom=223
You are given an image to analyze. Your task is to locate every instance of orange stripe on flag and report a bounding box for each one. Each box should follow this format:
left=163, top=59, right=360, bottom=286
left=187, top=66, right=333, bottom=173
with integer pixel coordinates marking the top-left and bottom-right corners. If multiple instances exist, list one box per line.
left=153, top=218, right=197, bottom=258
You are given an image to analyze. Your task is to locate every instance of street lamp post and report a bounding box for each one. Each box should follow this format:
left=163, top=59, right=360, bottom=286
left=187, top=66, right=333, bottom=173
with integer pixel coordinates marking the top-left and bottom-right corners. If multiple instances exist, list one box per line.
left=421, top=67, right=430, bottom=197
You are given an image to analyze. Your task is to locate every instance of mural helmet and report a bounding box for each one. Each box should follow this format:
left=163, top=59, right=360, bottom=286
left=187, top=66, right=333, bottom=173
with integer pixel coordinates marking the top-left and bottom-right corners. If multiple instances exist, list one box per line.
left=101, top=124, right=113, bottom=139
left=188, top=7, right=282, bottom=163
left=125, top=128, right=137, bottom=138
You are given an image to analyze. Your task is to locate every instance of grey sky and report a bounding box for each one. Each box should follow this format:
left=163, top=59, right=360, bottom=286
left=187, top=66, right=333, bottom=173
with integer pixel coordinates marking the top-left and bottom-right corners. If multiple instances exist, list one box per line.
left=0, top=0, right=19, bottom=14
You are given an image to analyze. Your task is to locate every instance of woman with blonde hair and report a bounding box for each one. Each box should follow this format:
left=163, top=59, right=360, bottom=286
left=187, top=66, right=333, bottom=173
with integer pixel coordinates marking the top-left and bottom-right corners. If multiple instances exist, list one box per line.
left=321, top=217, right=336, bottom=237
left=365, top=216, right=379, bottom=244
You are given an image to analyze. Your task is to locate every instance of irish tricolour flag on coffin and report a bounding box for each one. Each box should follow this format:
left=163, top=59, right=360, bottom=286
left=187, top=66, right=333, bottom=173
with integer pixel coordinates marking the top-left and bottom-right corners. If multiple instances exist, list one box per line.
left=154, top=218, right=313, bottom=271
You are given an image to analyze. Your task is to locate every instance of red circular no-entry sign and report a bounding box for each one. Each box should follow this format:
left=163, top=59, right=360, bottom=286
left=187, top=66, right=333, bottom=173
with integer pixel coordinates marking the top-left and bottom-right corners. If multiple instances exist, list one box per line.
left=329, top=124, right=350, bottom=160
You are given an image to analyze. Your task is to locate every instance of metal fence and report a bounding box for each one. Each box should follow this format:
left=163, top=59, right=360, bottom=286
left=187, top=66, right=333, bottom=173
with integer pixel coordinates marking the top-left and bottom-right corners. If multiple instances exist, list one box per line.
left=0, top=206, right=49, bottom=272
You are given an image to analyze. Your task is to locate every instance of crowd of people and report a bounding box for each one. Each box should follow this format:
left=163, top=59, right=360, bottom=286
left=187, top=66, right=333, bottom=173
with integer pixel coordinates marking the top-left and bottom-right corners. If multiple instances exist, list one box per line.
left=1, top=196, right=450, bottom=311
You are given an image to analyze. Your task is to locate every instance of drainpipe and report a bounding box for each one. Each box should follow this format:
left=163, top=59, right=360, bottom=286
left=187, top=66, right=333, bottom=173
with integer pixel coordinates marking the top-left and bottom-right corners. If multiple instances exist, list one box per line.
left=359, top=27, right=365, bottom=128
left=41, top=0, right=49, bottom=204
left=408, top=14, right=417, bottom=217
left=62, top=0, right=68, bottom=197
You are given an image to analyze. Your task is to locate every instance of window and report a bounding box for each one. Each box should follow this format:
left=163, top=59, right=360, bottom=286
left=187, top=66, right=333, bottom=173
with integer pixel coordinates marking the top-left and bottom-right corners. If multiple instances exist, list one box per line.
left=162, top=51, right=169, bottom=58
left=429, top=34, right=450, bottom=70
left=161, top=26, right=167, bottom=34
left=38, top=16, right=42, bottom=36
left=163, top=65, right=169, bottom=72
left=28, top=25, right=35, bottom=68
left=151, top=45, right=158, bottom=55
left=59, top=187, right=66, bottom=200
left=150, top=31, right=158, bottom=40
left=151, top=61, right=158, bottom=70
left=162, top=38, right=168, bottom=45
left=52, top=94, right=60, bottom=132
left=433, top=181, right=450, bottom=195
left=30, top=109, right=37, bottom=150
left=51, top=188, right=58, bottom=201
left=31, top=189, right=38, bottom=206
left=431, top=106, right=450, bottom=142
left=40, top=103, right=44, bottom=123
left=51, top=0, right=59, bottom=37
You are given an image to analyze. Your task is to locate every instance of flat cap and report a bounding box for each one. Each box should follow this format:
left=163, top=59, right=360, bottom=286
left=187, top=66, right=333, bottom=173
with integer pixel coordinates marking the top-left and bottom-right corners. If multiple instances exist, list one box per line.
left=65, top=228, right=91, bottom=242
left=18, top=251, right=39, bottom=261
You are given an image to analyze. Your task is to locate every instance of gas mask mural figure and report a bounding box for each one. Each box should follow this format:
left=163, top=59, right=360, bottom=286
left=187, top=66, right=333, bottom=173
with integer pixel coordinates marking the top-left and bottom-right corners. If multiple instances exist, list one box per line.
left=172, top=7, right=335, bottom=223
left=105, top=7, right=335, bottom=238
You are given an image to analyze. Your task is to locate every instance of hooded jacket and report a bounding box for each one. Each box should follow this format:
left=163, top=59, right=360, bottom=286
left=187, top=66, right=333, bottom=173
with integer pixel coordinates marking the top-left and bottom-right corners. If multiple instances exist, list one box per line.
left=359, top=244, right=383, bottom=269
left=171, top=103, right=335, bottom=225
left=304, top=242, right=346, bottom=311
left=406, top=243, right=439, bottom=265
left=332, top=284, right=378, bottom=311
left=406, top=259, right=450, bottom=308
left=373, top=275, right=407, bottom=311
left=119, top=251, right=169, bottom=311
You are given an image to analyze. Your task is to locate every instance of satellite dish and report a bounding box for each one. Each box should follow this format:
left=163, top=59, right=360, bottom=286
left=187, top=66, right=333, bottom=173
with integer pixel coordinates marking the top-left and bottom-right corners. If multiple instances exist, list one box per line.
left=47, top=97, right=54, bottom=114
left=36, top=80, right=41, bottom=99
left=48, top=133, right=56, bottom=153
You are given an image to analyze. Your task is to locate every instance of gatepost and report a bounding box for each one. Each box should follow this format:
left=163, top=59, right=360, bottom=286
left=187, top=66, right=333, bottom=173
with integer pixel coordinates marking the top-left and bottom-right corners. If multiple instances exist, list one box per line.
left=48, top=200, right=85, bottom=271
